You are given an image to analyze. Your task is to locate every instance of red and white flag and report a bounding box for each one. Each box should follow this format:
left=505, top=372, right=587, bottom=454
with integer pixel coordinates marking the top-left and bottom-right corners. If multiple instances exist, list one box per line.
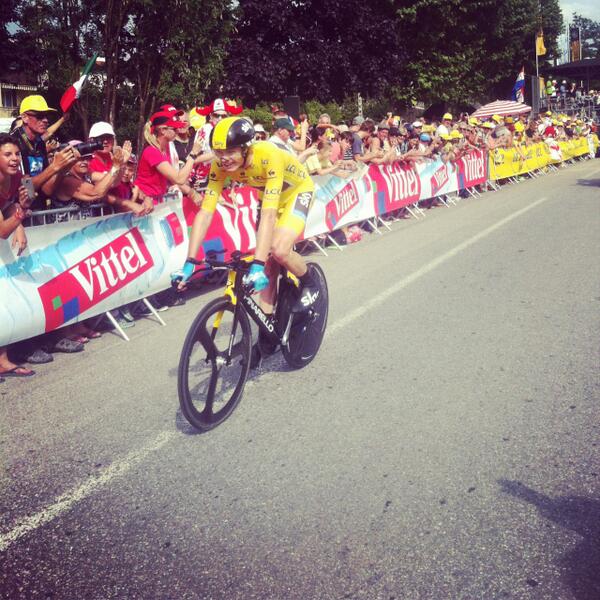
left=60, top=53, right=98, bottom=113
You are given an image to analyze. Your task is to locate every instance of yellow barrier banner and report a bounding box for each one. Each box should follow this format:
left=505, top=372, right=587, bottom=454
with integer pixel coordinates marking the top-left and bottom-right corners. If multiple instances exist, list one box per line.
left=489, top=142, right=549, bottom=180
left=489, top=136, right=596, bottom=180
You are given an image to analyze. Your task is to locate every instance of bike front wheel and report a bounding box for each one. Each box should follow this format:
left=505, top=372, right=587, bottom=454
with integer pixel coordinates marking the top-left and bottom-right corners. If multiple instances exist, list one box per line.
left=280, top=262, right=329, bottom=369
left=178, top=297, right=252, bottom=431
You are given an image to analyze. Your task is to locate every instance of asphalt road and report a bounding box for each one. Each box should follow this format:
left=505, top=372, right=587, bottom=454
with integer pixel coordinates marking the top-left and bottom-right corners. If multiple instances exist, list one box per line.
left=1, top=159, right=599, bottom=600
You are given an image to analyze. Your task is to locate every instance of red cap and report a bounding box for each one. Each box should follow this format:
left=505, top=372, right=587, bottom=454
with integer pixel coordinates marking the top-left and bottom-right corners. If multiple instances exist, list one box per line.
left=159, top=104, right=185, bottom=117
left=150, top=111, right=186, bottom=131
left=196, top=98, right=243, bottom=117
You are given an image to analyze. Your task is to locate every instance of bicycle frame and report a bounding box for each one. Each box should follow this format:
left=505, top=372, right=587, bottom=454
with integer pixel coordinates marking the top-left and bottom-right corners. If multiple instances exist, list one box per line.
left=224, top=268, right=285, bottom=346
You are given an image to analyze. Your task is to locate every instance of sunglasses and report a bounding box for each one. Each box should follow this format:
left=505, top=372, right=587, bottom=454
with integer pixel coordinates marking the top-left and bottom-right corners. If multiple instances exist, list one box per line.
left=212, top=113, right=227, bottom=120
left=26, top=112, right=50, bottom=120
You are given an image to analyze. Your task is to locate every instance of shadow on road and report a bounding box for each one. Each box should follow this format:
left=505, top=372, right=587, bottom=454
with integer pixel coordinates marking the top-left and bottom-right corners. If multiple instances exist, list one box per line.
left=172, top=350, right=294, bottom=435
left=576, top=178, right=600, bottom=187
left=498, top=479, right=600, bottom=600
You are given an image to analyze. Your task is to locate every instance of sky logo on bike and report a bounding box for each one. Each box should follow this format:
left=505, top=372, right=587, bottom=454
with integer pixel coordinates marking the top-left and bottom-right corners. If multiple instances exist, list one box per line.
left=430, top=163, right=450, bottom=198
left=38, top=228, right=154, bottom=331
left=369, top=163, right=421, bottom=213
left=325, top=180, right=360, bottom=229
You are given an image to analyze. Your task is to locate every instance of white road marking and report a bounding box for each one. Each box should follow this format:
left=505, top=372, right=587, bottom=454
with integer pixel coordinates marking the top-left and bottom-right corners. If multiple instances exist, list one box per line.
left=329, top=196, right=550, bottom=335
left=0, top=430, right=176, bottom=552
left=0, top=194, right=552, bottom=552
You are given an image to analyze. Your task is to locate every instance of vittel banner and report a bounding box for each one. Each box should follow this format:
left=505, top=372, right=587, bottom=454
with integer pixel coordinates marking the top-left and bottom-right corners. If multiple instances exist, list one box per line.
left=0, top=204, right=188, bottom=346
left=38, top=228, right=154, bottom=332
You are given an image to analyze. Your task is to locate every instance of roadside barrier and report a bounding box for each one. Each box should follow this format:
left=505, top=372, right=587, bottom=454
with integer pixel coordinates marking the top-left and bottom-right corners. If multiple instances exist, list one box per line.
left=0, top=136, right=596, bottom=346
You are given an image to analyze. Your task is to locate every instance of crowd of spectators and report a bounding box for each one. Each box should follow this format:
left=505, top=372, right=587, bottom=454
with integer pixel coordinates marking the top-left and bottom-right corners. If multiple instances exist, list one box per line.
left=0, top=91, right=598, bottom=383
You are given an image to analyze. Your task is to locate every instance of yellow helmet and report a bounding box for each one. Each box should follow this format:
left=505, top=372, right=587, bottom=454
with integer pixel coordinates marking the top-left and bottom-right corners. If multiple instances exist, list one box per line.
left=209, top=117, right=254, bottom=150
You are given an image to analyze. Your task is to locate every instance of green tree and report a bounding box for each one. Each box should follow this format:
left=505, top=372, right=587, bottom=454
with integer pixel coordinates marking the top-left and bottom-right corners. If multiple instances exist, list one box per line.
left=572, top=13, right=600, bottom=59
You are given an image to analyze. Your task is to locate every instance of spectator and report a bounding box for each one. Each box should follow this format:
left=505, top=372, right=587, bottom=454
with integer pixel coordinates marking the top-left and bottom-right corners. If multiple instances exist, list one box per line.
left=254, top=124, right=267, bottom=141
left=269, top=118, right=315, bottom=162
left=171, top=110, right=194, bottom=166
left=340, top=131, right=356, bottom=161
left=13, top=95, right=76, bottom=208
left=0, top=133, right=29, bottom=252
left=352, top=122, right=374, bottom=163
left=436, top=113, right=453, bottom=137
left=107, top=154, right=150, bottom=215
left=12, top=100, right=84, bottom=360
left=310, top=126, right=342, bottom=161
left=269, top=118, right=297, bottom=153
left=192, top=98, right=235, bottom=189
left=52, top=140, right=130, bottom=213
left=88, top=121, right=119, bottom=183
left=350, top=116, right=364, bottom=132
left=134, top=111, right=203, bottom=203
left=369, top=122, right=390, bottom=164
left=304, top=140, right=348, bottom=177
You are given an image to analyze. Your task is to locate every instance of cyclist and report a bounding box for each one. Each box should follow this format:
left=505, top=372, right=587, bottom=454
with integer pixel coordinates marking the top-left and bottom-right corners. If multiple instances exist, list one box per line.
left=172, top=116, right=320, bottom=314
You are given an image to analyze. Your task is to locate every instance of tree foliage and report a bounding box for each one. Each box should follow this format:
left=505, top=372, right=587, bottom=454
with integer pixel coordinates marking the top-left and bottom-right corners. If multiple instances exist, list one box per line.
left=3, top=0, right=564, bottom=145
left=572, top=13, right=600, bottom=59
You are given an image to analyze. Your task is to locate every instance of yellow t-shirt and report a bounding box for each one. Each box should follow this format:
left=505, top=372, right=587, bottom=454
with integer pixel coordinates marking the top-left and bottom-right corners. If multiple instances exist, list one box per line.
left=203, top=141, right=312, bottom=213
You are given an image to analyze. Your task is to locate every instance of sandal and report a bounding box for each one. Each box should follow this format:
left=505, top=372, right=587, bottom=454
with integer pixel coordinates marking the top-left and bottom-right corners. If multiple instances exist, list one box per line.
left=69, top=335, right=89, bottom=344
left=53, top=337, right=84, bottom=353
left=0, top=366, right=35, bottom=378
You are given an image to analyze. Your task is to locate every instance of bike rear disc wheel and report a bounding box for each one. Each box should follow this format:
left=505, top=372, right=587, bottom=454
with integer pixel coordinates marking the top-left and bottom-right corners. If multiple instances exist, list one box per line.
left=178, top=297, right=252, bottom=431
left=281, top=262, right=329, bottom=369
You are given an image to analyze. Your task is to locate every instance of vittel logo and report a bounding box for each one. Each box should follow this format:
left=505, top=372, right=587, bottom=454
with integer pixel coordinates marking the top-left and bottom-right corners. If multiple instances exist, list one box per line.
left=431, top=165, right=449, bottom=194
left=39, top=227, right=154, bottom=331
left=325, top=182, right=359, bottom=228
left=68, top=230, right=151, bottom=301
left=462, top=152, right=485, bottom=181
left=381, top=164, right=420, bottom=202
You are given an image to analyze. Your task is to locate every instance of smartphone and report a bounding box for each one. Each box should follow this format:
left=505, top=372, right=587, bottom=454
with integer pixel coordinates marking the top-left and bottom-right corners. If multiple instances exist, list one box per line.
left=22, top=176, right=35, bottom=202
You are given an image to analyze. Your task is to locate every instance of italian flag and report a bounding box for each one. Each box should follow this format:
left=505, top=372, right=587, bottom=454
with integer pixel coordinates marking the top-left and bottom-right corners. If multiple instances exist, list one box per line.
left=60, top=53, right=98, bottom=113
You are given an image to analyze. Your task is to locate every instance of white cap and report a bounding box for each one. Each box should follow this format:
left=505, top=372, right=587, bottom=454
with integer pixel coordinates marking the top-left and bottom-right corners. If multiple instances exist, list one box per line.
left=89, top=121, right=115, bottom=138
left=412, top=121, right=423, bottom=127
left=254, top=124, right=265, bottom=133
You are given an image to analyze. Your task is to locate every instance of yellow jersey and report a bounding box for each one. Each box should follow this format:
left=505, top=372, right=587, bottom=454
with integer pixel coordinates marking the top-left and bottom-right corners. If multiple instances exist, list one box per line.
left=202, top=141, right=313, bottom=214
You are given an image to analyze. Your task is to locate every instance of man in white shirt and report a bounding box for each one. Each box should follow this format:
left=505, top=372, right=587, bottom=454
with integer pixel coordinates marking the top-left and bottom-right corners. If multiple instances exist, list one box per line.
left=436, top=113, right=453, bottom=137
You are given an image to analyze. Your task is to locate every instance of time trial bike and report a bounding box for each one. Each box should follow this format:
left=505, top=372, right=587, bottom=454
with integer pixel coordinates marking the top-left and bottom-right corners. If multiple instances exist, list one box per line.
left=176, top=251, right=328, bottom=432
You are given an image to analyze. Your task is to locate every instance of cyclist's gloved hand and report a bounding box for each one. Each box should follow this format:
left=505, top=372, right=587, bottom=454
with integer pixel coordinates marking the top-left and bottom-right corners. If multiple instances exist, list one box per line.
left=243, top=261, right=269, bottom=293
left=171, top=260, right=196, bottom=287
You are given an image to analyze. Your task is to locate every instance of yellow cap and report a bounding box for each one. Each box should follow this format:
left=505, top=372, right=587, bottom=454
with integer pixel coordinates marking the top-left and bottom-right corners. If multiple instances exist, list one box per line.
left=188, top=107, right=206, bottom=130
left=442, top=113, right=453, bottom=121
left=450, top=130, right=462, bottom=139
left=505, top=117, right=514, bottom=124
left=468, top=117, right=478, bottom=125
left=441, top=134, right=451, bottom=141
left=481, top=122, right=494, bottom=129
left=514, top=122, right=525, bottom=132
left=20, top=95, right=57, bottom=115
left=422, top=124, right=435, bottom=133
left=492, top=114, right=502, bottom=123
left=552, top=119, right=559, bottom=125
left=545, top=111, right=552, bottom=116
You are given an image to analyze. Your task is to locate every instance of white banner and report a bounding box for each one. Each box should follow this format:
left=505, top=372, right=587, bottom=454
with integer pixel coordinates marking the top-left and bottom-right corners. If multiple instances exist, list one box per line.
left=0, top=203, right=187, bottom=346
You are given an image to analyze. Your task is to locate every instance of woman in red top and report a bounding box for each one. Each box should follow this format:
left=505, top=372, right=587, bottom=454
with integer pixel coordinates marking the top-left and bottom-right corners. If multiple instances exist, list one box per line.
left=0, top=133, right=35, bottom=379
left=134, top=111, right=204, bottom=204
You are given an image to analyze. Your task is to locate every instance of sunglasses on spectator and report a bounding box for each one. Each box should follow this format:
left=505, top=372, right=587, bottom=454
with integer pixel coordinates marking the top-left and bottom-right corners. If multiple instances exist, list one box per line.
left=255, top=133, right=267, bottom=140
left=212, top=113, right=227, bottom=120
left=25, top=111, right=50, bottom=121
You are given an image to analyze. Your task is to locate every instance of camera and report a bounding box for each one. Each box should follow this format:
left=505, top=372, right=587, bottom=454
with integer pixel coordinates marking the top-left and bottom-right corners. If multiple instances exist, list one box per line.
left=58, top=138, right=104, bottom=157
